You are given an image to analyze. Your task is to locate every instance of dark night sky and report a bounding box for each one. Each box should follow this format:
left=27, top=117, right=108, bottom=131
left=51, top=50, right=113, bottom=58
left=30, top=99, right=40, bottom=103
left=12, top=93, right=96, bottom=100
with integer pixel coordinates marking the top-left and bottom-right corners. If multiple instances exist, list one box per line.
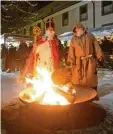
left=1, top=1, right=53, bottom=34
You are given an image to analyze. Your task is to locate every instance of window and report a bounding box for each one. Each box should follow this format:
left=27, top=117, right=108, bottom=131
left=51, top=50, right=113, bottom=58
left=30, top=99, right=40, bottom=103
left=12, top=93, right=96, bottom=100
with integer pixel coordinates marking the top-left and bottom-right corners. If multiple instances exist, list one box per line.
left=23, top=28, right=26, bottom=35
left=30, top=26, right=33, bottom=36
left=101, top=1, right=113, bottom=15
left=80, top=4, right=88, bottom=21
left=62, top=12, right=69, bottom=26
left=37, top=23, right=41, bottom=28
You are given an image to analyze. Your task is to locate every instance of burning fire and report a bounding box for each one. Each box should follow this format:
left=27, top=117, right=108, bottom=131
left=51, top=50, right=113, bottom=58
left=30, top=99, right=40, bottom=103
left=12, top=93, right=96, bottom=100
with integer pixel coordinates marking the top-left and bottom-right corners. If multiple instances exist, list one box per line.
left=23, top=66, right=71, bottom=105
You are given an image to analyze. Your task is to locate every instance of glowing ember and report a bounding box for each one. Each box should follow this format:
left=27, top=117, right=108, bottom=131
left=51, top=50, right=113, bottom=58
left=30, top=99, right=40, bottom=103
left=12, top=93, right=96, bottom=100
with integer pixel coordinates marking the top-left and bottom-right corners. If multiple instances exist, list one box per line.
left=23, top=66, right=72, bottom=105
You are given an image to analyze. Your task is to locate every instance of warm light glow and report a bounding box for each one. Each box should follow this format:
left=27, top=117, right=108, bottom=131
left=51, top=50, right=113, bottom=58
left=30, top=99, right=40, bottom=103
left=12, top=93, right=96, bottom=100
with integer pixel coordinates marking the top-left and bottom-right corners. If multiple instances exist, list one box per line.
left=24, top=66, right=70, bottom=105
left=110, top=55, right=113, bottom=60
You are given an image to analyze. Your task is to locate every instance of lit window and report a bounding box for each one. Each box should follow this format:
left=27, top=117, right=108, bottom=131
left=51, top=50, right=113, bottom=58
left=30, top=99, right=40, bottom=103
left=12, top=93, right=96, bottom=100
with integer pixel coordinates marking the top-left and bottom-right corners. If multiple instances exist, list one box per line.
left=101, top=1, right=113, bottom=15
left=62, top=12, right=69, bottom=27
left=80, top=4, right=88, bottom=21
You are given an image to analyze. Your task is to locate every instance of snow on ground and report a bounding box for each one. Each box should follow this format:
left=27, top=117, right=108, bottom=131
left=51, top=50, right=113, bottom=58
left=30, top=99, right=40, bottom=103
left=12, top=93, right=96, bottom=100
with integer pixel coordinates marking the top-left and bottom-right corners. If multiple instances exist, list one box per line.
left=97, top=69, right=113, bottom=97
left=98, top=92, right=113, bottom=115
left=98, top=69, right=113, bottom=86
left=1, top=71, right=24, bottom=105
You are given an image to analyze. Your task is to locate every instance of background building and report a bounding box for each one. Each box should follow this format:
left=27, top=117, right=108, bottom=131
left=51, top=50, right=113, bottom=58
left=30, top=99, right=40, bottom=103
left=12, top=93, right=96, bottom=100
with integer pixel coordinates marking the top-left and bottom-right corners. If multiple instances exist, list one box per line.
left=16, top=1, right=113, bottom=40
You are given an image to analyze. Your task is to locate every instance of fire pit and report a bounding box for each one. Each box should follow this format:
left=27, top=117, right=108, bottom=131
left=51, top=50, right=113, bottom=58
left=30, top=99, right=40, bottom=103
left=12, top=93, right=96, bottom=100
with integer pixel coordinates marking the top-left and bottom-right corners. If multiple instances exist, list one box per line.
left=19, top=85, right=106, bottom=130
left=18, top=67, right=106, bottom=130
left=19, top=67, right=98, bottom=105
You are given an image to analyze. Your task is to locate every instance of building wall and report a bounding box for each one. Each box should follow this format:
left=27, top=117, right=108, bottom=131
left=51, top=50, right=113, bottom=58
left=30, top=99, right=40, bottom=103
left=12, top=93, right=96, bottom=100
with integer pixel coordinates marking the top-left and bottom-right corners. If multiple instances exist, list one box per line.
left=16, top=1, right=79, bottom=36
left=54, top=7, right=80, bottom=35
left=43, top=1, right=89, bottom=35
left=43, top=1, right=94, bottom=35
left=95, top=1, right=113, bottom=27
left=18, top=1, right=113, bottom=36
left=52, top=1, right=113, bottom=36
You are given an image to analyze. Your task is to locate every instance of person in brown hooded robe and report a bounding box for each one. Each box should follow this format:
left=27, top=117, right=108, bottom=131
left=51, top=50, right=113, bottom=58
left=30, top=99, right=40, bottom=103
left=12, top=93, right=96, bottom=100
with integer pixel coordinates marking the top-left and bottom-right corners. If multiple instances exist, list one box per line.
left=67, top=23, right=104, bottom=100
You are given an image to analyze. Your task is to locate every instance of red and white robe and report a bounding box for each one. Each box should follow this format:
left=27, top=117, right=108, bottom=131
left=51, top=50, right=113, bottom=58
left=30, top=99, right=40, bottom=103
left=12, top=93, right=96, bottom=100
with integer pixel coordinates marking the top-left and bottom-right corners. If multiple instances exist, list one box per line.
left=21, top=38, right=59, bottom=79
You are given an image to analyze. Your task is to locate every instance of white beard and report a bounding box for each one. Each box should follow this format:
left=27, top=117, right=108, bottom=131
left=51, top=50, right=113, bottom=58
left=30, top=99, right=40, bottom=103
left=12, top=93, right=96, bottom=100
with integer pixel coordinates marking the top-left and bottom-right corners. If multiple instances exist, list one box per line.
left=77, top=30, right=85, bottom=37
left=46, top=30, right=55, bottom=40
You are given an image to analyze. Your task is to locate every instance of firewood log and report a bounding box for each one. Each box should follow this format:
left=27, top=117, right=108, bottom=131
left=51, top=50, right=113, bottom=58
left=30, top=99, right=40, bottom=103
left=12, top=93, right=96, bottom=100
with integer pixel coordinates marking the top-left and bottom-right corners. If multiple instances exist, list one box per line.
left=55, top=88, right=76, bottom=103
left=51, top=68, right=72, bottom=85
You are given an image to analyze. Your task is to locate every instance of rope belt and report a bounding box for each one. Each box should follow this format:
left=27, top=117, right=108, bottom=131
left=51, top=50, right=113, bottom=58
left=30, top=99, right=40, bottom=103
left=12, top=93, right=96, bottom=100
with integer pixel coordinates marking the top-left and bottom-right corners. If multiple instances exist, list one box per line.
left=80, top=54, right=93, bottom=60
left=76, top=54, right=93, bottom=81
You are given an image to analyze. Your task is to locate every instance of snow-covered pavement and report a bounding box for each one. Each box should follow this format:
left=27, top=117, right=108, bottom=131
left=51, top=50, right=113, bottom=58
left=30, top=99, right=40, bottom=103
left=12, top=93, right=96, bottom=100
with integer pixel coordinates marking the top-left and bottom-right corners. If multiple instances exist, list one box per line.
left=1, top=71, right=24, bottom=105
left=97, top=69, right=113, bottom=97
left=98, top=69, right=113, bottom=86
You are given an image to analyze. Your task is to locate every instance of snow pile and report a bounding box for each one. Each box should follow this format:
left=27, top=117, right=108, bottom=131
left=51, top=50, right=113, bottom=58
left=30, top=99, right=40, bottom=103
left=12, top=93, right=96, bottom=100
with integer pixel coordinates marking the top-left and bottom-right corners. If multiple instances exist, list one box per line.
left=98, top=92, right=113, bottom=113
left=98, top=70, right=113, bottom=86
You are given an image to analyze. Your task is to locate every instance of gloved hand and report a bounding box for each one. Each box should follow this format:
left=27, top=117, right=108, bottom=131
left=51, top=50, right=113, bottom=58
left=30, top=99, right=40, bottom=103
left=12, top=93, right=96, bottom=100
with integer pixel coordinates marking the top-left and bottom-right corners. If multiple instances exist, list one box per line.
left=98, top=60, right=104, bottom=67
left=97, top=54, right=104, bottom=67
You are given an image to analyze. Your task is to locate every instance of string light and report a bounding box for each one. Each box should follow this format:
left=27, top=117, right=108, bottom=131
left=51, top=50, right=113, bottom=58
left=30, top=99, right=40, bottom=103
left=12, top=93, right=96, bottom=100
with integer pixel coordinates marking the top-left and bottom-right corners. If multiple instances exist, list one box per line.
left=8, top=27, right=15, bottom=30
left=1, top=17, right=16, bottom=22
left=13, top=4, right=38, bottom=16
left=28, top=15, right=38, bottom=19
left=20, top=16, right=37, bottom=21
left=2, top=5, right=8, bottom=11
left=1, top=1, right=41, bottom=33
left=26, top=1, right=38, bottom=7
left=2, top=1, right=39, bottom=22
left=2, top=14, right=12, bottom=18
left=1, top=18, right=8, bottom=22
left=23, top=19, right=34, bottom=22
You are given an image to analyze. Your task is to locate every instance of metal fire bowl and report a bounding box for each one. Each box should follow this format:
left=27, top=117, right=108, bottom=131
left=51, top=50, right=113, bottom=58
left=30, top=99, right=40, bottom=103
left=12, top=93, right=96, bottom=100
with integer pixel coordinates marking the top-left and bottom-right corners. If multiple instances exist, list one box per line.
left=19, top=85, right=106, bottom=130
left=19, top=85, right=97, bottom=105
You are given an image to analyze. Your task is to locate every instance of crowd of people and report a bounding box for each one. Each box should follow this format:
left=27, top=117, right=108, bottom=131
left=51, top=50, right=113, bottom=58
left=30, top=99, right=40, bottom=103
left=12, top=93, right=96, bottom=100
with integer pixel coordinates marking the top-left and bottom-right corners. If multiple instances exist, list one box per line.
left=1, top=36, right=113, bottom=74
left=1, top=42, right=66, bottom=74
left=98, top=36, right=113, bottom=54
left=1, top=43, right=33, bottom=73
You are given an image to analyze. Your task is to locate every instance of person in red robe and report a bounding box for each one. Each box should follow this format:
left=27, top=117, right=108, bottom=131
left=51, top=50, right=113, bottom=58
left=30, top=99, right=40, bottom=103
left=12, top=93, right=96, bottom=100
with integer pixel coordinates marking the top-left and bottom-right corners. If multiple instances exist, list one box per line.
left=20, top=19, right=60, bottom=81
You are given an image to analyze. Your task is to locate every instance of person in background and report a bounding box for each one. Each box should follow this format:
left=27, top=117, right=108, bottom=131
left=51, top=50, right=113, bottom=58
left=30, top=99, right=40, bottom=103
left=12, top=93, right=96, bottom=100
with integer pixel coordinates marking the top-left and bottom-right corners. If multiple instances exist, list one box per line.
left=6, top=45, right=15, bottom=73
left=18, top=42, right=28, bottom=74
left=67, top=23, right=104, bottom=100
left=54, top=35, right=65, bottom=67
left=10, top=46, right=16, bottom=72
left=101, top=36, right=113, bottom=54
left=1, top=45, right=8, bottom=71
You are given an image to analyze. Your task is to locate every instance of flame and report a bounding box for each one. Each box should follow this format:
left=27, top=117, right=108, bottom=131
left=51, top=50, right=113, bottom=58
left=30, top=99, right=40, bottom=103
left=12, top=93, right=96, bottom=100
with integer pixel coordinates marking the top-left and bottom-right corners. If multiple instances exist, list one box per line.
left=24, top=66, right=70, bottom=105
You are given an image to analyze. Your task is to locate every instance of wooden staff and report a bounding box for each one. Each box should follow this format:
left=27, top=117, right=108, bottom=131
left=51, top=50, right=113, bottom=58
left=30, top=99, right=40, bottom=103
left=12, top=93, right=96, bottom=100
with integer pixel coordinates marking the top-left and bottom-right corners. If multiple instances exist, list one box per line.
left=33, top=34, right=38, bottom=77
left=32, top=26, right=41, bottom=77
left=20, top=28, right=40, bottom=80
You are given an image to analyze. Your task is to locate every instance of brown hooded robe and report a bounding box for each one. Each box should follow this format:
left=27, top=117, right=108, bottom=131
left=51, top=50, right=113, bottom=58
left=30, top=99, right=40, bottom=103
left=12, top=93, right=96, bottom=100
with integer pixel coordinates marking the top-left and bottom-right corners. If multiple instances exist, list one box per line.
left=67, top=32, right=103, bottom=87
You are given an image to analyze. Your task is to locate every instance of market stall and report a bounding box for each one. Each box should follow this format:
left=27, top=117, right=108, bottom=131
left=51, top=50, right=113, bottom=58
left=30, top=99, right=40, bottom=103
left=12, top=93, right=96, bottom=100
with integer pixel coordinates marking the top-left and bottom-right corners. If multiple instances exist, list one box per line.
left=0, top=33, right=33, bottom=48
